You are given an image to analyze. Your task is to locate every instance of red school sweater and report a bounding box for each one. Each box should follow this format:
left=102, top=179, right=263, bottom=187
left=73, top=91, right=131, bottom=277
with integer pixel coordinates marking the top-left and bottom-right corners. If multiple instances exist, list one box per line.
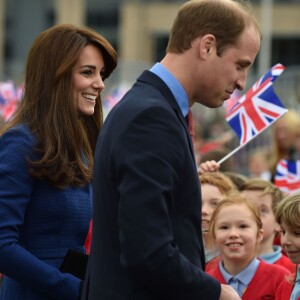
left=207, top=259, right=293, bottom=300
left=275, top=254, right=296, bottom=273
left=206, top=254, right=296, bottom=274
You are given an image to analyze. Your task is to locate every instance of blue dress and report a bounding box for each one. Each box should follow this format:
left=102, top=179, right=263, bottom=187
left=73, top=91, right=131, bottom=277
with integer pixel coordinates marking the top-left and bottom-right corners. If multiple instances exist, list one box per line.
left=0, top=125, right=92, bottom=299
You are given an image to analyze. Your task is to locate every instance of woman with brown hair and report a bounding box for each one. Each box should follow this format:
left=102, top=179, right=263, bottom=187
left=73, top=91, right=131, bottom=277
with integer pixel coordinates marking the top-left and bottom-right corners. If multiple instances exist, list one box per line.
left=0, top=24, right=117, bottom=299
left=269, top=109, right=300, bottom=182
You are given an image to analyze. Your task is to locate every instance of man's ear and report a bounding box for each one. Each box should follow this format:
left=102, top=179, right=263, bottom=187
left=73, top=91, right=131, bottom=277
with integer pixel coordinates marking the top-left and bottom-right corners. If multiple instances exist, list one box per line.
left=199, top=34, right=216, bottom=58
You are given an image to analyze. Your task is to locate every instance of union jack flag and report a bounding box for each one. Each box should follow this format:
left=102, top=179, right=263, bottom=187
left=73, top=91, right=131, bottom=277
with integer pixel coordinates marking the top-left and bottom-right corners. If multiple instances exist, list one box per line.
left=226, top=64, right=287, bottom=145
left=223, top=89, right=242, bottom=114
left=103, top=83, right=130, bottom=111
left=0, top=93, right=5, bottom=106
left=274, top=159, right=300, bottom=194
left=0, top=81, right=23, bottom=121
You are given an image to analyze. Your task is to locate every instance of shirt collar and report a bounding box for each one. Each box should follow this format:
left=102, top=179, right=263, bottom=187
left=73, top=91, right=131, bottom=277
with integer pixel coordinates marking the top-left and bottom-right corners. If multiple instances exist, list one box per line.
left=150, top=62, right=189, bottom=117
left=291, top=267, right=300, bottom=300
left=219, top=258, right=260, bottom=286
left=259, top=245, right=282, bottom=264
left=296, top=266, right=300, bottom=282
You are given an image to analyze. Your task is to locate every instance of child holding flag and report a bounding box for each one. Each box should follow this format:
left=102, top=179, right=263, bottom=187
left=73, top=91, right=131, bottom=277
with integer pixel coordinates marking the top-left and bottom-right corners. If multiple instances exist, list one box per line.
left=207, top=192, right=291, bottom=299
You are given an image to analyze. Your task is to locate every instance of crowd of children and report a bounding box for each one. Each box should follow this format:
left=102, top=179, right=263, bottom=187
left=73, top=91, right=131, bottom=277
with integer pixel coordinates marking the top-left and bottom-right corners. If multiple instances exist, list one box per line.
left=206, top=193, right=292, bottom=299
left=198, top=166, right=299, bottom=300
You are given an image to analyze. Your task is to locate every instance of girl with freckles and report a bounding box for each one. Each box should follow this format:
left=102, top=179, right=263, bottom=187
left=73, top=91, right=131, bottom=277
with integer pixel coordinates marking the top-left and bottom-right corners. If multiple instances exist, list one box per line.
left=207, top=193, right=291, bottom=300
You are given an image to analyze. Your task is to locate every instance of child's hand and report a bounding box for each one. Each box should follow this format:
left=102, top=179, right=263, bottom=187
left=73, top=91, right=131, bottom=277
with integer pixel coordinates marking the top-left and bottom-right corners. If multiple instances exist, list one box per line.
left=198, top=160, right=220, bottom=175
left=219, top=284, right=241, bottom=300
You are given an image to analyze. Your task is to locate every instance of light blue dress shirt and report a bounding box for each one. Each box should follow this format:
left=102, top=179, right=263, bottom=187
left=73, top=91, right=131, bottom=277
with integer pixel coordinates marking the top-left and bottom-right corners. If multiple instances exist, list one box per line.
left=150, top=63, right=189, bottom=117
left=259, top=245, right=282, bottom=264
left=219, top=258, right=260, bottom=297
left=291, top=267, right=300, bottom=300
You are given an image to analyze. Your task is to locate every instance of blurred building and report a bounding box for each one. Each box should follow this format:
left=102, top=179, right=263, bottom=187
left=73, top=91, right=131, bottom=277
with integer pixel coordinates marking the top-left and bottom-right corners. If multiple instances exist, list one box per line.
left=0, top=0, right=300, bottom=76
left=0, top=0, right=300, bottom=105
left=0, top=0, right=300, bottom=174
left=0, top=0, right=300, bottom=110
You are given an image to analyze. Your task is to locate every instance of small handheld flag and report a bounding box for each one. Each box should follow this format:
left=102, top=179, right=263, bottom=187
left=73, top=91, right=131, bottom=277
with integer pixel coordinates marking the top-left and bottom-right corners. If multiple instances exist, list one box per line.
left=218, top=64, right=287, bottom=165
left=226, top=63, right=287, bottom=145
left=274, top=159, right=300, bottom=194
left=0, top=81, right=23, bottom=121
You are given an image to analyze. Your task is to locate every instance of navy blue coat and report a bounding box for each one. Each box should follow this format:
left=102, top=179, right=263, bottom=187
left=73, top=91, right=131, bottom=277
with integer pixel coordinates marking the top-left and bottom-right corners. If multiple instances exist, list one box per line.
left=0, top=125, right=92, bottom=299
left=81, top=71, right=221, bottom=299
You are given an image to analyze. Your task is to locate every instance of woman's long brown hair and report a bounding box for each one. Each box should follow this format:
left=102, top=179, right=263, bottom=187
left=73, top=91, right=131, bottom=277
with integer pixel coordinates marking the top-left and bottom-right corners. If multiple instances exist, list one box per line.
left=1, top=24, right=117, bottom=188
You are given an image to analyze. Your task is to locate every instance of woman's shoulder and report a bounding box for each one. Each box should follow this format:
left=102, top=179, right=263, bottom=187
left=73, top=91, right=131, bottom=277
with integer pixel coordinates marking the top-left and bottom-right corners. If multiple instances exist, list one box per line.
left=1, top=124, right=36, bottom=156
left=3, top=123, right=31, bottom=134
left=1, top=124, right=35, bottom=143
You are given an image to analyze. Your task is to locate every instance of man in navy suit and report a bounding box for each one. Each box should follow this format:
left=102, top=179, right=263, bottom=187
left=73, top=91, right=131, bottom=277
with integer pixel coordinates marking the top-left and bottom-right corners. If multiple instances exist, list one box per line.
left=82, top=0, right=261, bottom=299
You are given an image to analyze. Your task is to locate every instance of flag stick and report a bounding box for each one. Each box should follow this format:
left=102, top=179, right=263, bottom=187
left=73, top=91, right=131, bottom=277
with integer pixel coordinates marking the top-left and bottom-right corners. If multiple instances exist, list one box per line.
left=217, top=140, right=249, bottom=165
left=217, top=110, right=288, bottom=165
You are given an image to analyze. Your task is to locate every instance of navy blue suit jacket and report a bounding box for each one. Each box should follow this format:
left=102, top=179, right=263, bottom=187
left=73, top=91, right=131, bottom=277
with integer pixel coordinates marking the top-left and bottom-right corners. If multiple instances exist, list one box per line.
left=82, top=71, right=221, bottom=299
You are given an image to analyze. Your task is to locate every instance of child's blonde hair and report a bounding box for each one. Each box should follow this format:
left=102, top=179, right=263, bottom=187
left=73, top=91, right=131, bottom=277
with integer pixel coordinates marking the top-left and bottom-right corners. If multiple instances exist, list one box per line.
left=199, top=172, right=236, bottom=194
left=241, top=178, right=283, bottom=212
left=275, top=192, right=300, bottom=228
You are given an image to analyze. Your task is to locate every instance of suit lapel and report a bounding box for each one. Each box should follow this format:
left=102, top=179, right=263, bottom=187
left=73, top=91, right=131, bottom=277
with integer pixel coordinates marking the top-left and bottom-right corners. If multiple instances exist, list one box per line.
left=137, top=71, right=195, bottom=161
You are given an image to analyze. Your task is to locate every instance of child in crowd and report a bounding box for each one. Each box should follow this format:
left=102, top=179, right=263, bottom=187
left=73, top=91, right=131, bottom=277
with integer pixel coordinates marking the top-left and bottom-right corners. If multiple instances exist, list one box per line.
left=197, top=159, right=248, bottom=191
left=223, top=171, right=248, bottom=191
left=240, top=178, right=295, bottom=273
left=247, top=149, right=271, bottom=181
left=207, top=193, right=291, bottom=299
left=275, top=192, right=300, bottom=300
left=199, top=172, right=236, bottom=263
